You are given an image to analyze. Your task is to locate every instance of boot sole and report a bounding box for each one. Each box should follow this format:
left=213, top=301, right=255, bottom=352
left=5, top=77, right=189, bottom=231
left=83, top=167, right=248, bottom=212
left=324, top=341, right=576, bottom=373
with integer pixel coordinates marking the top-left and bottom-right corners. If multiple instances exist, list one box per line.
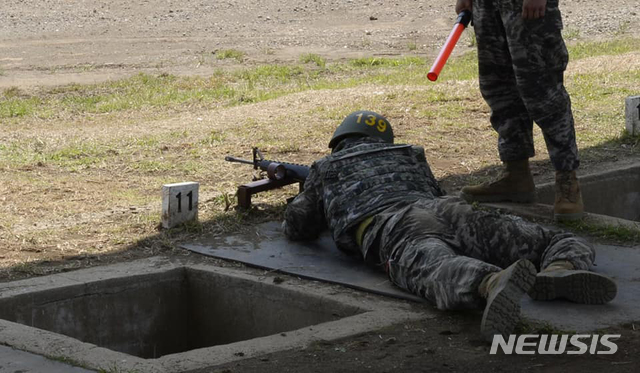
left=529, top=270, right=617, bottom=304
left=460, top=191, right=536, bottom=204
left=480, top=260, right=537, bottom=341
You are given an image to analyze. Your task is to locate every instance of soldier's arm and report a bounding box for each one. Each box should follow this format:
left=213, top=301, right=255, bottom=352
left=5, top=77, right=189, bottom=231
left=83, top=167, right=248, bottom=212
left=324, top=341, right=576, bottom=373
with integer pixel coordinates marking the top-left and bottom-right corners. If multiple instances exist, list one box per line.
left=283, top=163, right=326, bottom=240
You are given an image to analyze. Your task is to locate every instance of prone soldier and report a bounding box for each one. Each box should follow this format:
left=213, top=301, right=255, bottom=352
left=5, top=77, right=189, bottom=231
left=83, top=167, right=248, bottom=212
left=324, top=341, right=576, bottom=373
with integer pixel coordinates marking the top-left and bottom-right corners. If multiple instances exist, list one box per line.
left=283, top=111, right=616, bottom=340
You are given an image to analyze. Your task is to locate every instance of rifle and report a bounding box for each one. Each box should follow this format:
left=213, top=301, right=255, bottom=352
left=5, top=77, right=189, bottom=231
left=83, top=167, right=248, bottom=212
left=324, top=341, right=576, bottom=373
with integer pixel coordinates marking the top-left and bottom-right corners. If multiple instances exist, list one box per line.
left=427, top=10, right=472, bottom=81
left=225, top=148, right=310, bottom=208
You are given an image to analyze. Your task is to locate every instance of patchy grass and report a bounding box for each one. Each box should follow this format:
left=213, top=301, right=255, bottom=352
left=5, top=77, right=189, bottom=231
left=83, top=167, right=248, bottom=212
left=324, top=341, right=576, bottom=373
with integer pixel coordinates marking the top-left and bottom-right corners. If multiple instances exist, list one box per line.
left=569, top=68, right=640, bottom=151
left=3, top=37, right=638, bottom=122
left=563, top=27, right=581, bottom=41
left=559, top=220, right=640, bottom=243
left=300, top=53, right=326, bottom=68
left=568, top=37, right=640, bottom=60
left=0, top=37, right=639, bottom=280
left=348, top=56, right=425, bottom=68
left=215, top=49, right=246, bottom=62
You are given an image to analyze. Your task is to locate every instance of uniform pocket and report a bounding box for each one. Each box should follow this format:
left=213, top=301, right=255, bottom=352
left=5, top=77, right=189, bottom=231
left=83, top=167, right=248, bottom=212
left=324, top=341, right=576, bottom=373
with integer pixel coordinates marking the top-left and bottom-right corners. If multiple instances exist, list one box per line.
left=511, top=2, right=568, bottom=73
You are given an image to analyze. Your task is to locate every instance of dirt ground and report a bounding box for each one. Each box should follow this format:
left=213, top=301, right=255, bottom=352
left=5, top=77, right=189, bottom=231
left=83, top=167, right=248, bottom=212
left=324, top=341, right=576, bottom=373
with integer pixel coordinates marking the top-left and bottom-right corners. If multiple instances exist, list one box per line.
left=1, top=0, right=638, bottom=89
left=1, top=1, right=640, bottom=372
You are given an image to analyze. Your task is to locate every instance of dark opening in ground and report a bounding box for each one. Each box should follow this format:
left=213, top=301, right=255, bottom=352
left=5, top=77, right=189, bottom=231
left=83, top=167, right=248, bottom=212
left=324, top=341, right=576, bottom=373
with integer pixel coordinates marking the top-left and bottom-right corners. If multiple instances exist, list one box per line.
left=0, top=267, right=361, bottom=359
left=537, top=164, right=640, bottom=222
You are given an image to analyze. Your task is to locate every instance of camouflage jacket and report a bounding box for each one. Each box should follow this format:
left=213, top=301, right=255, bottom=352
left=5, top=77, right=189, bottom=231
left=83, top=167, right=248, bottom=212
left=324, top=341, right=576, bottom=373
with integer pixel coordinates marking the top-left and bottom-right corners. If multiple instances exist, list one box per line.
left=283, top=137, right=445, bottom=252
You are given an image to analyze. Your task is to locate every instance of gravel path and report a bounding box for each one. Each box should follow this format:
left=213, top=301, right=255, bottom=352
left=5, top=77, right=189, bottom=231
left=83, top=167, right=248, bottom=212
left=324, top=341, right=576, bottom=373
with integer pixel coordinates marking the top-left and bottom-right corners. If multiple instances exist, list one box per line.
left=0, top=0, right=638, bottom=88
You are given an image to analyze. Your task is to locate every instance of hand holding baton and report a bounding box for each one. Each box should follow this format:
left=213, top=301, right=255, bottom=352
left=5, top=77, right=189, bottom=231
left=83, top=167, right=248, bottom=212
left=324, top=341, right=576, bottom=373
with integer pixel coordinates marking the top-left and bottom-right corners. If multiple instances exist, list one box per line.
left=427, top=10, right=472, bottom=82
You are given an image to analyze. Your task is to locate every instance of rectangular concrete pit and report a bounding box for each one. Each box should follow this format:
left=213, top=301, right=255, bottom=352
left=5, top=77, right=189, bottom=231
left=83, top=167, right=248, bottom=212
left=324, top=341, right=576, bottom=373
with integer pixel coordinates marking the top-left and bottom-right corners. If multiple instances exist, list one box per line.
left=0, top=266, right=359, bottom=359
left=536, top=163, right=640, bottom=221
left=0, top=257, right=426, bottom=372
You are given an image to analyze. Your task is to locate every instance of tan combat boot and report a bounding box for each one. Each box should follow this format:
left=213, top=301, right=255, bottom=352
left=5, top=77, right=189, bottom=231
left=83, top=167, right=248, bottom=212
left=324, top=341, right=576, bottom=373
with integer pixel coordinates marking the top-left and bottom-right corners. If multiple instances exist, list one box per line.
left=460, top=159, right=535, bottom=203
left=554, top=171, right=584, bottom=221
left=529, top=260, right=617, bottom=304
left=478, top=260, right=537, bottom=341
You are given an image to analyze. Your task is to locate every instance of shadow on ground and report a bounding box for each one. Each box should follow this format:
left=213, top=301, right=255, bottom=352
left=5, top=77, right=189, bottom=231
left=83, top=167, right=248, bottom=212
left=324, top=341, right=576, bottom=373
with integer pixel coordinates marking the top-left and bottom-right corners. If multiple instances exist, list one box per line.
left=4, top=135, right=639, bottom=282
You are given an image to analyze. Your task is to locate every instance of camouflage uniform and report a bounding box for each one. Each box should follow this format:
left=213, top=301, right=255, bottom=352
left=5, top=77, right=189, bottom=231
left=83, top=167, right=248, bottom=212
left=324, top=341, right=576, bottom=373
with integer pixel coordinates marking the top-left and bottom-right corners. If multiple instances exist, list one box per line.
left=284, top=137, right=595, bottom=309
left=473, top=0, right=579, bottom=171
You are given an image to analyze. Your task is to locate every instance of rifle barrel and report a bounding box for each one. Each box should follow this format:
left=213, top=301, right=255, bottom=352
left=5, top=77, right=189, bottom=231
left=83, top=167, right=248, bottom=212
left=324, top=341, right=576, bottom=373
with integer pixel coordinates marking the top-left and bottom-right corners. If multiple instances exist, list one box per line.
left=225, top=156, right=254, bottom=165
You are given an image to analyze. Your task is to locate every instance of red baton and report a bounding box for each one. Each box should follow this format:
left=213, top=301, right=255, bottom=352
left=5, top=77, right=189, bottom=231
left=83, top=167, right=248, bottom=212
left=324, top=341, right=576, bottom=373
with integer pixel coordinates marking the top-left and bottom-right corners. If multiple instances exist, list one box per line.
left=427, top=10, right=472, bottom=82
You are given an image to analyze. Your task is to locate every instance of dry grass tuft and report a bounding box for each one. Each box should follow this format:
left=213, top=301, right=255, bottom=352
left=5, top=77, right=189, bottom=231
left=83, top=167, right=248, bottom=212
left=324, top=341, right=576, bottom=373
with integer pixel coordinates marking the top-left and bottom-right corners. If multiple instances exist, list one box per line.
left=1, top=42, right=639, bottom=281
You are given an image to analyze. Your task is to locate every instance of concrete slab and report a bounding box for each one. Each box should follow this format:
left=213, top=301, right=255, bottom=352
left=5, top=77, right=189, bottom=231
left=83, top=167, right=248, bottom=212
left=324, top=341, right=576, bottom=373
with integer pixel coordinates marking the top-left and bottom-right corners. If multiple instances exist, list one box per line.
left=0, top=345, right=94, bottom=373
left=183, top=221, right=640, bottom=333
left=522, top=243, right=640, bottom=332
left=182, top=221, right=423, bottom=302
left=0, top=258, right=428, bottom=373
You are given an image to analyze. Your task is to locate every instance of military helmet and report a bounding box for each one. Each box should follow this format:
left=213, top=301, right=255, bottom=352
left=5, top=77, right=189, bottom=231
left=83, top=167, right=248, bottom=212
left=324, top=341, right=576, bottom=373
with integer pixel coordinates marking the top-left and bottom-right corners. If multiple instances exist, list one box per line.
left=328, top=110, right=394, bottom=149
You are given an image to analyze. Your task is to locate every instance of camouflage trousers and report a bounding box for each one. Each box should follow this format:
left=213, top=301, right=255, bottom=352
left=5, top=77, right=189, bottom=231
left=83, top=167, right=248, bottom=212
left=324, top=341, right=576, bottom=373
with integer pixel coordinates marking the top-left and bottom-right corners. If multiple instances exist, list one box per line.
left=360, top=197, right=595, bottom=310
left=473, top=0, right=579, bottom=171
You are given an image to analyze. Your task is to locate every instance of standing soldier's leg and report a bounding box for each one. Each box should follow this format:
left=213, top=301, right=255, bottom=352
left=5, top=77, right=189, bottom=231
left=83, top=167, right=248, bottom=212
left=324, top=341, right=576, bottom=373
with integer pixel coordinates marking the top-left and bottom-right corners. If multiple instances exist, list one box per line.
left=460, top=0, right=536, bottom=203
left=501, top=0, right=584, bottom=220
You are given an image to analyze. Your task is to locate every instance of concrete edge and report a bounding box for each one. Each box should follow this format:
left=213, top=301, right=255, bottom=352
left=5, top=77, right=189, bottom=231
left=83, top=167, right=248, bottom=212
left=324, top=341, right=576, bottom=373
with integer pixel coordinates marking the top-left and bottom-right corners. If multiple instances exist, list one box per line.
left=0, top=257, right=433, bottom=373
left=483, top=202, right=640, bottom=231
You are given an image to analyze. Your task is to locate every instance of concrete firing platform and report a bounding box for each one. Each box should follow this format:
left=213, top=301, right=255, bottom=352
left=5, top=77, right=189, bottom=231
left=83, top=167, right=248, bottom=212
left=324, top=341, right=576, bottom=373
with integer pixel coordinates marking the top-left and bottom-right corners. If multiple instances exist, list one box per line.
left=183, top=221, right=640, bottom=333
left=183, top=221, right=423, bottom=302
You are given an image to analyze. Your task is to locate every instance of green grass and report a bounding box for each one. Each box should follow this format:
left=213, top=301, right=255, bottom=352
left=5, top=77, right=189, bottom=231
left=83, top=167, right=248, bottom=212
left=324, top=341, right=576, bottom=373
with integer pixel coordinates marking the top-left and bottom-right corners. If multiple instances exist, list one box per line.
left=348, top=56, right=425, bottom=68
left=300, top=53, right=326, bottom=68
left=1, top=36, right=639, bottom=281
left=560, top=220, right=640, bottom=243
left=562, top=27, right=581, bottom=40
left=567, top=37, right=640, bottom=60
left=569, top=68, right=640, bottom=147
left=1, top=38, right=638, bottom=123
left=216, top=49, right=245, bottom=62
left=200, top=129, right=226, bottom=145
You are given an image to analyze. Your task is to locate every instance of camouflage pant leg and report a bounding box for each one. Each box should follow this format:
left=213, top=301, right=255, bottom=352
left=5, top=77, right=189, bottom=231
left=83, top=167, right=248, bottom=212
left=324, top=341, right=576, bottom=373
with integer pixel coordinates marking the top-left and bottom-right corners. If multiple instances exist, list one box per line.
left=473, top=0, right=535, bottom=162
left=474, top=0, right=579, bottom=171
left=370, top=202, right=501, bottom=310
left=386, top=236, right=499, bottom=310
left=539, top=233, right=595, bottom=270
left=435, top=196, right=595, bottom=270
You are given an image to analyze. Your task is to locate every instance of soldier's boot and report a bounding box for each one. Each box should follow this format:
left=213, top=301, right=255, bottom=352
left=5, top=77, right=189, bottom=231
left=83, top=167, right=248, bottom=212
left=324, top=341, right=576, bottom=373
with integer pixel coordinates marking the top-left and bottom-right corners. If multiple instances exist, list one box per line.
left=529, top=260, right=617, bottom=304
left=554, top=170, right=584, bottom=221
left=460, top=159, right=535, bottom=203
left=478, top=259, right=537, bottom=341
